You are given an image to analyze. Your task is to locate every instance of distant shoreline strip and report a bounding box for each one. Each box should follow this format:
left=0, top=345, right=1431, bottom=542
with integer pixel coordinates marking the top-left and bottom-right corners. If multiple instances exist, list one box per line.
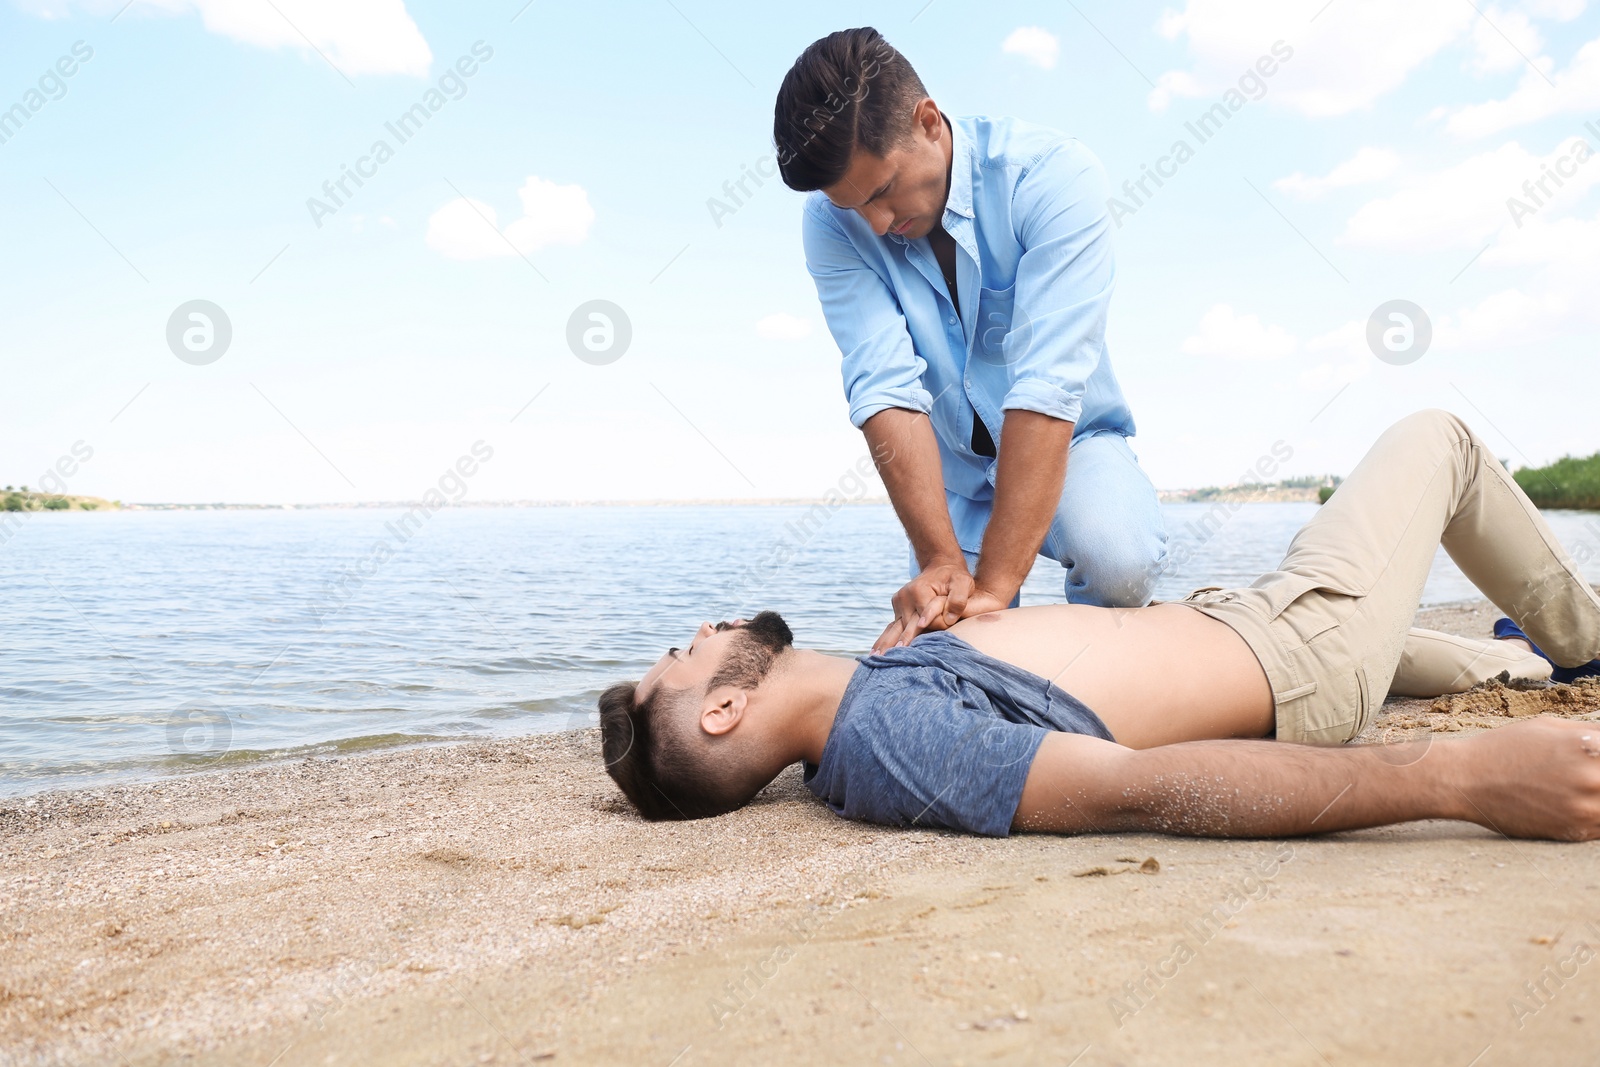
left=120, top=492, right=1325, bottom=510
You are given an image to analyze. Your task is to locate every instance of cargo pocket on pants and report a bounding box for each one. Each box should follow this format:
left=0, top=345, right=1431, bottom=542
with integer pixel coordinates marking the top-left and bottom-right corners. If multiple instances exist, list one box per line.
left=1277, top=627, right=1365, bottom=745
left=1352, top=664, right=1377, bottom=739
left=1264, top=572, right=1363, bottom=647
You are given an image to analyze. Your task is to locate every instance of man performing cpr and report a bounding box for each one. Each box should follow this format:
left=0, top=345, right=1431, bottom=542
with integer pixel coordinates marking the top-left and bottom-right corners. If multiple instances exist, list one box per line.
left=598, top=411, right=1600, bottom=842
left=774, top=27, right=1168, bottom=652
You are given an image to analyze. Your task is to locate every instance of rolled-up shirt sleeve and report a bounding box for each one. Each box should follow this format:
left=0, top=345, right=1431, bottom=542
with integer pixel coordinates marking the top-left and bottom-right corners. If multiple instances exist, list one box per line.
left=802, top=198, right=933, bottom=428
left=1000, top=143, right=1117, bottom=426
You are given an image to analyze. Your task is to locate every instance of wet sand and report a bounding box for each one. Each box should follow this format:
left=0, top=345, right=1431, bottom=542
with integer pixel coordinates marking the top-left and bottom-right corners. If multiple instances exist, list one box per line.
left=4, top=599, right=1599, bottom=1066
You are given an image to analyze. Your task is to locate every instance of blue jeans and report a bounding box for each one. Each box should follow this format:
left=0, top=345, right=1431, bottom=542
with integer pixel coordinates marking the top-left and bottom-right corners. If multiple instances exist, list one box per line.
left=911, top=431, right=1168, bottom=609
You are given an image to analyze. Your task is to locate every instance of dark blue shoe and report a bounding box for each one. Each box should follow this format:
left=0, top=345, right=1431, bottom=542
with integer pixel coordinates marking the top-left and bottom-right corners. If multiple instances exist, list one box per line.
left=1494, top=618, right=1600, bottom=683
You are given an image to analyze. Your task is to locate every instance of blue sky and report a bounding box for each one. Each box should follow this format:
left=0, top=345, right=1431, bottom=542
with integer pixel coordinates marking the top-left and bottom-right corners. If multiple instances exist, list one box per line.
left=3, top=0, right=1598, bottom=504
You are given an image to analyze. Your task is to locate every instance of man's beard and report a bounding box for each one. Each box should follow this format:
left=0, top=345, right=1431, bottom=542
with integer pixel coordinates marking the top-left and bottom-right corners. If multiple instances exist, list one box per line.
left=708, top=611, right=793, bottom=691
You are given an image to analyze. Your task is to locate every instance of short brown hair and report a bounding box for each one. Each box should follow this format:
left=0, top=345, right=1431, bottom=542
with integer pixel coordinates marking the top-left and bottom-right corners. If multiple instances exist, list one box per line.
left=599, top=613, right=796, bottom=821
left=597, top=680, right=751, bottom=821
left=773, top=27, right=928, bottom=191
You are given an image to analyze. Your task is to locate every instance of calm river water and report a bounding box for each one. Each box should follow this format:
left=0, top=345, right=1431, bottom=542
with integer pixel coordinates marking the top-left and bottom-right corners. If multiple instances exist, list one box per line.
left=4, top=503, right=1598, bottom=797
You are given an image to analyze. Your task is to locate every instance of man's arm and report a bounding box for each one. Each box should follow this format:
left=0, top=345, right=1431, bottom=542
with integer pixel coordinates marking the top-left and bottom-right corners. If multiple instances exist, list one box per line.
left=969, top=410, right=1074, bottom=612
left=955, top=143, right=1118, bottom=617
left=867, top=408, right=1077, bottom=647
left=862, top=408, right=975, bottom=652
left=803, top=200, right=964, bottom=651
left=1014, top=719, right=1600, bottom=840
left=800, top=198, right=933, bottom=436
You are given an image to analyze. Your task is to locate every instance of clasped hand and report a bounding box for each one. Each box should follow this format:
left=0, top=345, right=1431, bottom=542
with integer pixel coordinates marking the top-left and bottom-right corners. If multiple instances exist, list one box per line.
left=873, top=560, right=1011, bottom=653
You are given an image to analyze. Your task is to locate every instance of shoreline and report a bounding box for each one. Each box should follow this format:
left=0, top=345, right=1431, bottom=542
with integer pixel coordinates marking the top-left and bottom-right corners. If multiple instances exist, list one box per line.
left=74, top=497, right=1600, bottom=513
left=0, top=717, right=595, bottom=805
left=0, top=598, right=1516, bottom=805
left=120, top=498, right=900, bottom=510
left=112, top=496, right=1308, bottom=510
left=4, top=599, right=1599, bottom=1065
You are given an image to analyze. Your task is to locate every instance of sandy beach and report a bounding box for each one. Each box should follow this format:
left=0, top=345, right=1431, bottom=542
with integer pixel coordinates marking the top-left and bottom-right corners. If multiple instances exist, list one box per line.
left=5, top=599, right=1600, bottom=1067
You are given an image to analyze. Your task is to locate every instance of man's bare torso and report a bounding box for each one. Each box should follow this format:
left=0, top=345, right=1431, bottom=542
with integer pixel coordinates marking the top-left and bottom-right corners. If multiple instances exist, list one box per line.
left=947, top=604, right=1275, bottom=747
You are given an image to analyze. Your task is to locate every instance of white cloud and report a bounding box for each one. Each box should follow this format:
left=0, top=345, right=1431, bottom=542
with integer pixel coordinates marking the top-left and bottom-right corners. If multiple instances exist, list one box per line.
left=1178, top=305, right=1374, bottom=388
left=426, top=177, right=594, bottom=261
left=1298, top=322, right=1373, bottom=390
left=1001, top=26, right=1060, bottom=69
left=1467, top=6, right=1543, bottom=75
left=754, top=313, right=814, bottom=341
left=1151, top=0, right=1475, bottom=116
left=1484, top=205, right=1600, bottom=267
left=426, top=198, right=499, bottom=259
left=117, top=0, right=432, bottom=77
left=1435, top=286, right=1572, bottom=350
left=1292, top=207, right=1600, bottom=371
left=500, top=178, right=594, bottom=251
left=1525, top=0, right=1587, bottom=17
left=1338, top=137, right=1600, bottom=250
left=1274, top=147, right=1400, bottom=199
left=1179, top=304, right=1297, bottom=360
left=1433, top=208, right=1600, bottom=350
left=1441, top=35, right=1600, bottom=137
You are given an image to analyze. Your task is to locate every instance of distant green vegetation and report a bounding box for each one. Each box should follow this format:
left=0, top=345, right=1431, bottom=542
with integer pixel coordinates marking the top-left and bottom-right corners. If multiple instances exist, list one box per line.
left=1183, top=475, right=1342, bottom=504
left=0, top=487, right=118, bottom=513
left=1514, top=452, right=1600, bottom=510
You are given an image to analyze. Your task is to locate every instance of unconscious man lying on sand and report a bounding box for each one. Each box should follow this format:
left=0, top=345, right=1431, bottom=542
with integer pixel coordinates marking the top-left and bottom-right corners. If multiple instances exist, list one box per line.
left=598, top=411, right=1600, bottom=842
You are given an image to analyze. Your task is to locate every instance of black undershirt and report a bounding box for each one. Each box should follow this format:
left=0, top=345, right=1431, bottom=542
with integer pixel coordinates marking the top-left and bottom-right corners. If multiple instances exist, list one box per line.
left=928, top=129, right=997, bottom=463
left=944, top=286, right=995, bottom=459
left=934, top=253, right=994, bottom=457
left=971, top=412, right=997, bottom=457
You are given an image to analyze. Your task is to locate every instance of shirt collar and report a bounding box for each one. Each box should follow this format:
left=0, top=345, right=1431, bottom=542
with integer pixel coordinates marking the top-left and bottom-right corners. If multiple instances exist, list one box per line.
left=942, top=114, right=975, bottom=222
left=884, top=113, right=974, bottom=245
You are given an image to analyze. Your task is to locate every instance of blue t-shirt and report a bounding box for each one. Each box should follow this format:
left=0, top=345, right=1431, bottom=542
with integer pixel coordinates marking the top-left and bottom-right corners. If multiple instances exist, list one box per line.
left=803, top=631, right=1114, bottom=837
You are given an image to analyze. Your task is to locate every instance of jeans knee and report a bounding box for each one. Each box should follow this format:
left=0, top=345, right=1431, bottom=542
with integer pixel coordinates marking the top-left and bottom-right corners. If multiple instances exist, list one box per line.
left=1068, top=534, right=1167, bottom=608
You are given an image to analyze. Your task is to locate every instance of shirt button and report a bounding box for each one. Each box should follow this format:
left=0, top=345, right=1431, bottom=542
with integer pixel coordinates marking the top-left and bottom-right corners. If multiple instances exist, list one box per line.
left=948, top=317, right=957, bottom=325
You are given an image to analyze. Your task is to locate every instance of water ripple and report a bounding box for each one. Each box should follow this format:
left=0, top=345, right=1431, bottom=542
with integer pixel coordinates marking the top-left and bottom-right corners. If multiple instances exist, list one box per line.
left=3, top=503, right=1596, bottom=798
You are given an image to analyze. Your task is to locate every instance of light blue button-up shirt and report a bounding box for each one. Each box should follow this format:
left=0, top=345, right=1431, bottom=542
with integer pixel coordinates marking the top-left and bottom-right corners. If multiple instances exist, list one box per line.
left=803, top=115, right=1137, bottom=552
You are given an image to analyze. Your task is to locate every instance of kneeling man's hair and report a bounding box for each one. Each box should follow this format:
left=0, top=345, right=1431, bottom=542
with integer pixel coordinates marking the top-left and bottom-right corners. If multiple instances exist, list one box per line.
left=598, top=613, right=794, bottom=821
left=773, top=26, right=927, bottom=192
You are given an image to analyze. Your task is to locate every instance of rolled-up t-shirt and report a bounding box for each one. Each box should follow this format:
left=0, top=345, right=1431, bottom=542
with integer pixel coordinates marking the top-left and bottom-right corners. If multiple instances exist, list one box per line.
left=803, top=631, right=1114, bottom=837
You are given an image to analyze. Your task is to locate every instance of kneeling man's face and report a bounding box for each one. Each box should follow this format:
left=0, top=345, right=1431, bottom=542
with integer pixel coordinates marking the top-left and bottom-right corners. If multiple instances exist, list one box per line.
left=635, top=612, right=795, bottom=703
left=820, top=101, right=951, bottom=242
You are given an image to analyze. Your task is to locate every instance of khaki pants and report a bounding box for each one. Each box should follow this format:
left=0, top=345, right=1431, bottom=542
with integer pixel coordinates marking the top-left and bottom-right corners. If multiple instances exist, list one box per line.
left=1181, top=410, right=1600, bottom=744
left=1389, top=626, right=1550, bottom=697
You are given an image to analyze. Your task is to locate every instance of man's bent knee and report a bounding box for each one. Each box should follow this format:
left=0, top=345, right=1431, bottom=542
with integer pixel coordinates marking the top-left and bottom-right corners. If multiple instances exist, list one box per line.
left=1392, top=408, right=1472, bottom=448
left=1067, top=537, right=1166, bottom=608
